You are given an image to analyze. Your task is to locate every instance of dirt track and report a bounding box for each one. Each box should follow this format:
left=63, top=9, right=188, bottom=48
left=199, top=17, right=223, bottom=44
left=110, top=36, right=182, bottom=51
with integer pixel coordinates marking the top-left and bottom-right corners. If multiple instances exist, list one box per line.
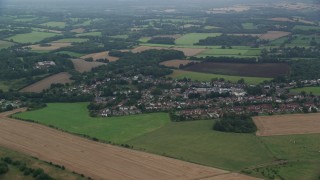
left=0, top=110, right=258, bottom=180
left=253, top=113, right=320, bottom=136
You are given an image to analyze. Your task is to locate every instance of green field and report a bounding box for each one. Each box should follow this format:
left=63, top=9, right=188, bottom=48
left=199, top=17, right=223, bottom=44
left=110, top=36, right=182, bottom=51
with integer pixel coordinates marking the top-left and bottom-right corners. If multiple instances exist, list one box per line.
left=290, top=87, right=320, bottom=95
left=54, top=38, right=88, bottom=43
left=76, top=31, right=102, bottom=37
left=14, top=103, right=170, bottom=144
left=41, top=21, right=66, bottom=28
left=175, top=33, right=221, bottom=45
left=169, top=70, right=270, bottom=85
left=203, top=25, right=220, bottom=30
left=197, top=48, right=261, bottom=57
left=293, top=25, right=320, bottom=31
left=0, top=147, right=84, bottom=180
left=242, top=23, right=257, bottom=30
left=111, top=35, right=129, bottom=39
left=55, top=51, right=85, bottom=58
left=0, top=40, right=14, bottom=49
left=6, top=31, right=58, bottom=43
left=138, top=37, right=151, bottom=43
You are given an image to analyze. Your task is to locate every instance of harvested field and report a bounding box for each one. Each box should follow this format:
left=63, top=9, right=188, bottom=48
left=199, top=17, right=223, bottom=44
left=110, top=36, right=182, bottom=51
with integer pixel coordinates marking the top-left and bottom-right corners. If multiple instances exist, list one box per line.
left=183, top=62, right=290, bottom=78
left=71, top=59, right=106, bottom=73
left=253, top=113, right=320, bottom=136
left=0, top=110, right=258, bottom=180
left=20, top=72, right=73, bottom=93
left=132, top=46, right=206, bottom=56
left=70, top=28, right=85, bottom=33
left=81, top=51, right=119, bottom=62
left=27, top=42, right=72, bottom=51
left=160, top=59, right=197, bottom=68
left=259, top=31, right=291, bottom=41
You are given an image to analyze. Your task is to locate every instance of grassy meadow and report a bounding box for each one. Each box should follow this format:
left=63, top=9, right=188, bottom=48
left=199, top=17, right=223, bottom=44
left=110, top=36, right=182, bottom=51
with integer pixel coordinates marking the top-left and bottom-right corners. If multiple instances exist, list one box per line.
left=41, top=21, right=67, bottom=28
left=0, top=40, right=14, bottom=49
left=175, top=33, right=221, bottom=45
left=290, top=86, right=320, bottom=95
left=169, top=70, right=271, bottom=85
left=14, top=103, right=170, bottom=144
left=6, top=31, right=58, bottom=43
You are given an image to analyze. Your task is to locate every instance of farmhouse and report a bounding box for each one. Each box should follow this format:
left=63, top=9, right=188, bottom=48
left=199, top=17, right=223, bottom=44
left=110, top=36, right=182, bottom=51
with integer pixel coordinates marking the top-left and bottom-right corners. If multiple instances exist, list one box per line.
left=35, top=61, right=56, bottom=69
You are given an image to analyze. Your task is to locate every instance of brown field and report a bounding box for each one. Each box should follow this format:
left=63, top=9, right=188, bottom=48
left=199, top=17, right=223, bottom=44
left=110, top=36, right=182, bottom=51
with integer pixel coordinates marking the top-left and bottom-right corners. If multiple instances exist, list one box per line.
left=20, top=72, right=73, bottom=93
left=183, top=62, right=290, bottom=78
left=259, top=31, right=291, bottom=41
left=0, top=110, right=258, bottom=180
left=253, top=113, right=320, bottom=136
left=80, top=51, right=120, bottom=62
left=160, top=59, right=197, bottom=68
left=71, top=59, right=106, bottom=73
left=132, top=46, right=206, bottom=56
left=27, top=42, right=72, bottom=51
left=70, top=28, right=85, bottom=33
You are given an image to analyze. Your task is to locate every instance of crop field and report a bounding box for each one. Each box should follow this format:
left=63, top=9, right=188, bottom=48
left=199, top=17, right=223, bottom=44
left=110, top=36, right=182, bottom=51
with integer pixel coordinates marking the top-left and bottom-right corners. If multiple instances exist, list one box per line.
left=242, top=23, right=257, bottom=29
left=0, top=109, right=257, bottom=180
left=175, top=33, right=222, bottom=45
left=13, top=103, right=170, bottom=144
left=41, top=21, right=66, bottom=28
left=71, top=59, right=106, bottom=73
left=0, top=40, right=14, bottom=49
left=253, top=113, right=320, bottom=136
left=160, top=59, right=197, bottom=68
left=293, top=25, right=320, bottom=31
left=169, top=70, right=271, bottom=84
left=196, top=48, right=261, bottom=57
left=290, top=86, right=320, bottom=95
left=20, top=72, right=73, bottom=93
left=6, top=31, right=58, bottom=43
left=132, top=46, right=206, bottom=56
left=183, top=62, right=290, bottom=78
left=75, top=31, right=102, bottom=37
left=286, top=35, right=320, bottom=47
left=55, top=51, right=85, bottom=58
left=259, top=31, right=291, bottom=41
left=54, top=38, right=88, bottom=43
left=70, top=28, right=85, bottom=33
left=81, top=51, right=120, bottom=62
left=27, top=42, right=72, bottom=51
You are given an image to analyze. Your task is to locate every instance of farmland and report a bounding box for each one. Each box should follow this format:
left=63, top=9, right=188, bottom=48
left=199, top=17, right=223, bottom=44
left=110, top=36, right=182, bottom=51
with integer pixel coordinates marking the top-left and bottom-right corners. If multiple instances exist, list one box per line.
left=290, top=86, right=320, bottom=95
left=160, top=59, right=196, bottom=68
left=182, top=62, right=290, bottom=78
left=80, top=51, right=120, bottom=62
left=20, top=72, right=73, bottom=93
left=259, top=31, right=291, bottom=41
left=71, top=59, right=106, bottom=73
left=27, top=42, right=72, bottom=51
left=132, top=46, right=206, bottom=56
left=6, top=31, right=58, bottom=44
left=75, top=31, right=102, bottom=37
left=55, top=51, right=85, bottom=58
left=41, top=21, right=66, bottom=28
left=196, top=47, right=261, bottom=58
left=0, top=40, right=14, bottom=49
left=175, top=33, right=222, bottom=45
left=253, top=113, right=320, bottom=136
left=13, top=103, right=170, bottom=144
left=169, top=70, right=271, bottom=84
left=54, top=38, right=88, bottom=43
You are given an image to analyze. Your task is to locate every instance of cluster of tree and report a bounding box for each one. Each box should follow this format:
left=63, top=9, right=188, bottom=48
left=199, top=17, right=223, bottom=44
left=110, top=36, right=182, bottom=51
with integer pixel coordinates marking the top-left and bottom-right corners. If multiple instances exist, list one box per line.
left=147, top=37, right=175, bottom=45
left=290, top=59, right=320, bottom=80
left=195, top=34, right=264, bottom=46
left=213, top=113, right=257, bottom=133
left=0, top=157, right=53, bottom=180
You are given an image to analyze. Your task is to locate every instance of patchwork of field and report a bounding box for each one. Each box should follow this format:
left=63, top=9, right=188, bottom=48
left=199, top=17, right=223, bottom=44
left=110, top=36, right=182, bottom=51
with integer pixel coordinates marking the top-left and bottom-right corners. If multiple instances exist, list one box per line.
left=175, top=33, right=222, bottom=45
left=0, top=110, right=252, bottom=180
left=6, top=31, right=58, bottom=43
left=254, top=113, right=320, bottom=136
left=132, top=46, right=206, bottom=56
left=259, top=31, right=291, bottom=41
left=20, top=72, right=73, bottom=93
left=169, top=70, right=271, bottom=85
left=71, top=59, right=106, bottom=73
left=0, top=40, right=14, bottom=49
left=27, top=42, right=72, bottom=51
left=160, top=59, right=197, bottom=68
left=81, top=51, right=119, bottom=62
left=183, top=62, right=290, bottom=78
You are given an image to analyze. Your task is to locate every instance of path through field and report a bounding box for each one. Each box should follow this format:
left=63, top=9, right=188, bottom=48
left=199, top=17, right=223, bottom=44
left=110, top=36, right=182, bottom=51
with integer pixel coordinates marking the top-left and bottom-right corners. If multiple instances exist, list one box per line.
left=0, top=110, right=258, bottom=180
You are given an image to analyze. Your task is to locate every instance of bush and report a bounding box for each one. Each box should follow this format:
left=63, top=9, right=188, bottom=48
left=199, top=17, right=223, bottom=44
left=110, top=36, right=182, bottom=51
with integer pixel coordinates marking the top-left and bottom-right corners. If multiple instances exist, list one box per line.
left=213, top=114, right=257, bottom=133
left=0, top=162, right=9, bottom=175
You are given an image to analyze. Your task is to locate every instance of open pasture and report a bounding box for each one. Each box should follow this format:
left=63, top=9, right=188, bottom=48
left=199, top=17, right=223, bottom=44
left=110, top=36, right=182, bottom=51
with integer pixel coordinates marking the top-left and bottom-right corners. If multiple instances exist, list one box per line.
left=6, top=31, right=58, bottom=43
left=254, top=113, right=320, bottom=136
left=183, top=62, right=290, bottom=78
left=169, top=70, right=271, bottom=84
left=0, top=40, right=14, bottom=49
left=53, top=38, right=88, bottom=43
left=27, top=42, right=72, bottom=51
left=70, top=28, right=85, bottom=33
left=81, top=51, right=119, bottom=62
left=41, top=21, right=66, bottom=28
left=71, top=59, right=106, bottom=73
left=197, top=48, right=261, bottom=58
left=75, top=31, right=102, bottom=37
left=175, top=33, right=222, bottom=45
left=259, top=31, right=291, bottom=41
left=160, top=59, right=197, bottom=68
left=290, top=87, right=320, bottom=95
left=293, top=25, right=320, bottom=31
left=20, top=72, right=73, bottom=93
